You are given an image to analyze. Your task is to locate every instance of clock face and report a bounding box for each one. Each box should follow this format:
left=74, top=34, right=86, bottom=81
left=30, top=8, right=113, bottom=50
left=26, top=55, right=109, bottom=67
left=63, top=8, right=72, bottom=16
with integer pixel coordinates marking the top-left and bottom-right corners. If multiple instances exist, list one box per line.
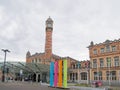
left=48, top=24, right=52, bottom=27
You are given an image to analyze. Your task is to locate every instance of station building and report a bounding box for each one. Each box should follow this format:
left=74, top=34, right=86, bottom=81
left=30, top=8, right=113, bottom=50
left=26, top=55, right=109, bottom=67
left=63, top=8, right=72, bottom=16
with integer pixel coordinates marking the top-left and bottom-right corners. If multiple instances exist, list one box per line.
left=68, top=60, right=90, bottom=83
left=26, top=17, right=79, bottom=82
left=88, top=39, right=120, bottom=85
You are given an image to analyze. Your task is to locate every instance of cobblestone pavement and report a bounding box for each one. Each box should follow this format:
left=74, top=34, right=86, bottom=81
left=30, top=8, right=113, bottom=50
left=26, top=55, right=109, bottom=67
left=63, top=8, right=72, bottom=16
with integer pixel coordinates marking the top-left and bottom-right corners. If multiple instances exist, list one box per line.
left=0, top=81, right=69, bottom=90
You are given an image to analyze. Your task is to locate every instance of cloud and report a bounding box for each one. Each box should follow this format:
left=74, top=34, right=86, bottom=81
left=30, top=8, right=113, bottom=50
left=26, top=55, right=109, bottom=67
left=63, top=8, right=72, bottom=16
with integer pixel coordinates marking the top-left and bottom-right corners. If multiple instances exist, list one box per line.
left=0, top=0, right=120, bottom=61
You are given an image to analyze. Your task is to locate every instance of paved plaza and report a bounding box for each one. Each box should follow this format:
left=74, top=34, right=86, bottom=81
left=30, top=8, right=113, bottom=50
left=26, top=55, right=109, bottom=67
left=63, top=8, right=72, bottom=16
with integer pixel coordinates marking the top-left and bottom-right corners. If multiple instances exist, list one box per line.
left=0, top=81, right=120, bottom=90
left=0, top=81, right=69, bottom=90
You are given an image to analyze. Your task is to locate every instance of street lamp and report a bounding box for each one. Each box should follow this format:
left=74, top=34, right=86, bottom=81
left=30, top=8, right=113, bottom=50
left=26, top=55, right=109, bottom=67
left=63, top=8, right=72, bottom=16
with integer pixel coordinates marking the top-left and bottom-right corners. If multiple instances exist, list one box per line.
left=1, top=49, right=10, bottom=82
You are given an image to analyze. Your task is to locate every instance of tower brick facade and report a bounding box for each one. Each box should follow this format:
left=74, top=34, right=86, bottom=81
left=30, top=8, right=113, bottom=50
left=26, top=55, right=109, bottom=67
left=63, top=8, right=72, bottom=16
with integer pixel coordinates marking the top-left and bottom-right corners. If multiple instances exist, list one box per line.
left=45, top=28, right=53, bottom=59
left=45, top=17, right=53, bottom=60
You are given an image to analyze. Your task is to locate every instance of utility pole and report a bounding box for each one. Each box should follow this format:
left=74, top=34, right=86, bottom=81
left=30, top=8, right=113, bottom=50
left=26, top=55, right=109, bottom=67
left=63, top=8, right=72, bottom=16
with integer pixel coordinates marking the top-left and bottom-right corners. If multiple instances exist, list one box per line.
left=1, top=49, right=10, bottom=82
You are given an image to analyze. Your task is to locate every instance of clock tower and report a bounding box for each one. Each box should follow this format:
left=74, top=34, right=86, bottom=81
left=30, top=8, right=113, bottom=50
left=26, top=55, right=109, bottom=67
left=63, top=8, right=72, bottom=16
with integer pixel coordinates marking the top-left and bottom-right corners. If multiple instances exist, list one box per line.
left=45, top=17, right=53, bottom=60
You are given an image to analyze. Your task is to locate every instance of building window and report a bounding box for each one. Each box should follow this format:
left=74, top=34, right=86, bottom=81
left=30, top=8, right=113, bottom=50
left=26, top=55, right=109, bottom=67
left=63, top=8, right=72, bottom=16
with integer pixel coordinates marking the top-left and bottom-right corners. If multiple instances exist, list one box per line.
left=112, top=46, right=116, bottom=52
left=100, top=58, right=104, bottom=68
left=39, top=59, right=41, bottom=62
left=76, top=64, right=78, bottom=69
left=106, top=71, right=109, bottom=80
left=114, top=56, right=119, bottom=66
left=73, top=64, right=75, bottom=69
left=93, top=49, right=97, bottom=55
left=106, top=71, right=116, bottom=80
left=99, top=71, right=102, bottom=80
left=70, top=73, right=72, bottom=80
left=77, top=62, right=81, bottom=69
left=111, top=71, right=116, bottom=80
left=35, top=58, right=37, bottom=63
left=93, top=59, right=97, bottom=68
left=100, top=48, right=104, bottom=53
left=94, top=72, right=97, bottom=80
left=106, top=57, right=111, bottom=67
left=94, top=72, right=102, bottom=80
left=32, top=60, right=34, bottom=63
left=81, top=72, right=87, bottom=80
left=73, top=73, right=75, bottom=81
left=76, top=73, right=78, bottom=80
left=106, top=45, right=110, bottom=52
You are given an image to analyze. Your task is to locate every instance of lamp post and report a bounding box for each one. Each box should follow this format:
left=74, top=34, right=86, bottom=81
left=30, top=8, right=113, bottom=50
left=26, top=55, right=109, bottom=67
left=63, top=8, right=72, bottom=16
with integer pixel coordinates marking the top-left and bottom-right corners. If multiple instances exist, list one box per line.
left=1, top=49, right=10, bottom=82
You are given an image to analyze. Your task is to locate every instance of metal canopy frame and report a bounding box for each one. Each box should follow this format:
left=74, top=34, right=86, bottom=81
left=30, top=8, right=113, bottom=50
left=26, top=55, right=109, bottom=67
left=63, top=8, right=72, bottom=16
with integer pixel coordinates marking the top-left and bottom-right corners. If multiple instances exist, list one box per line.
left=0, top=62, right=50, bottom=74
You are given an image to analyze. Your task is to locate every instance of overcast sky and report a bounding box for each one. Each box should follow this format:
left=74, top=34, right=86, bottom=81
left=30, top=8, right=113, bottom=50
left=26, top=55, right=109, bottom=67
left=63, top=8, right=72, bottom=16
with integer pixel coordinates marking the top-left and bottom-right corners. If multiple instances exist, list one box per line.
left=0, top=0, right=120, bottom=62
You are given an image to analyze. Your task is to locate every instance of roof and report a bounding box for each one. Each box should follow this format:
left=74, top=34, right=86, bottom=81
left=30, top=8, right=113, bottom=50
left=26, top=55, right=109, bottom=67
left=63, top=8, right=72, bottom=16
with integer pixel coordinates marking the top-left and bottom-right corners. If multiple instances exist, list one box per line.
left=88, top=38, right=120, bottom=48
left=52, top=54, right=61, bottom=60
left=46, top=16, right=53, bottom=22
left=0, top=62, right=49, bottom=74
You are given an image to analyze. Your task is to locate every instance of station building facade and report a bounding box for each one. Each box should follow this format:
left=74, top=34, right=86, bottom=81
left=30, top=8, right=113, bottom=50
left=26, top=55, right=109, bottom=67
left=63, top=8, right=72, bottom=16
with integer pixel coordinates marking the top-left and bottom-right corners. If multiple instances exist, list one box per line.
left=68, top=60, right=90, bottom=83
left=88, top=39, right=120, bottom=85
